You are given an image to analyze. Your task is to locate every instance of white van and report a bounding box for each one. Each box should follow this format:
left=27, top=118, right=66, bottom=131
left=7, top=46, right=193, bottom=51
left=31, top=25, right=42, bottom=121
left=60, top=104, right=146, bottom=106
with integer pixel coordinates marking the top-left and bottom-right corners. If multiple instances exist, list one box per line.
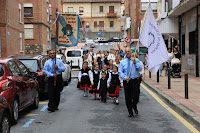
left=65, top=49, right=83, bottom=69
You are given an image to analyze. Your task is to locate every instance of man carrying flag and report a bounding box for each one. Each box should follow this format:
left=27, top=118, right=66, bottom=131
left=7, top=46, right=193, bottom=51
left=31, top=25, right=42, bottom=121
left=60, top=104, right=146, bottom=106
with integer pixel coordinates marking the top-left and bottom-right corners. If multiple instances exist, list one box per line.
left=140, top=2, right=169, bottom=74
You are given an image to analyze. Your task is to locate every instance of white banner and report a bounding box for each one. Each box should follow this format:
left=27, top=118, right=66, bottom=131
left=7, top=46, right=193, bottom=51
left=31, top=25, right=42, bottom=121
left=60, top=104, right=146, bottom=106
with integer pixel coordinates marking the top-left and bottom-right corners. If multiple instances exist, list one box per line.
left=140, top=4, right=168, bottom=74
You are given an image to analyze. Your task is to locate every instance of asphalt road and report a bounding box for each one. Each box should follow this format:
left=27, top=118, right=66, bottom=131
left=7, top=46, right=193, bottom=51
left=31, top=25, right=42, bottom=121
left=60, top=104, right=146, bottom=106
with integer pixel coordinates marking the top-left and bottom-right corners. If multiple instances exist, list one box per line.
left=10, top=44, right=200, bottom=133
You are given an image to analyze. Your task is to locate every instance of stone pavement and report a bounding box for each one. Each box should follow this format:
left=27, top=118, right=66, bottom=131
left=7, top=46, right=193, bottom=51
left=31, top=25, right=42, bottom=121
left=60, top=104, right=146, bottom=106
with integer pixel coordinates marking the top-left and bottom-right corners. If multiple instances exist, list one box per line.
left=143, top=69, right=200, bottom=127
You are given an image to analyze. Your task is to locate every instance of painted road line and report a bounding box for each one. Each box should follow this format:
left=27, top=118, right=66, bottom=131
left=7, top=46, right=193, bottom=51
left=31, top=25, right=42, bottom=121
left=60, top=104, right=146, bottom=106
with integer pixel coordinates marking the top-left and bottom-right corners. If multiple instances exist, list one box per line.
left=95, top=43, right=98, bottom=45
left=39, top=102, right=48, bottom=104
left=105, top=43, right=108, bottom=45
left=23, top=119, right=35, bottom=127
left=24, top=114, right=38, bottom=117
left=40, top=105, right=48, bottom=112
left=100, top=43, right=103, bottom=45
left=141, top=84, right=200, bottom=133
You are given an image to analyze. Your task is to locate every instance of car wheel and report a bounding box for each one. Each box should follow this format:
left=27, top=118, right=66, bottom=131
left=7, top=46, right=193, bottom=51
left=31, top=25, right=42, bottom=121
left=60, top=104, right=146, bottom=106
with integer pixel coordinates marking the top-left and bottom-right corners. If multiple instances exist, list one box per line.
left=12, top=98, right=19, bottom=124
left=68, top=73, right=71, bottom=82
left=0, top=112, right=11, bottom=133
left=32, top=90, right=39, bottom=109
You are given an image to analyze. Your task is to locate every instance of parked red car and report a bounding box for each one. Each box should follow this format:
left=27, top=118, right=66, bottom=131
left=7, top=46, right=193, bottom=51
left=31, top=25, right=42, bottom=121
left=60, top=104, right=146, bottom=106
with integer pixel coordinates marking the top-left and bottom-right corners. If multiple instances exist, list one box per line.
left=0, top=58, right=39, bottom=124
left=0, top=95, right=11, bottom=133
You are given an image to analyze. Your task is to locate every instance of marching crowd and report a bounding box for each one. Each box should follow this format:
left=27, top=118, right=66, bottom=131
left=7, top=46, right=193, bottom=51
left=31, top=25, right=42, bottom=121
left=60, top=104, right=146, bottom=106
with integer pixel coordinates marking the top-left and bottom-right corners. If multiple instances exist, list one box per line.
left=78, top=48, right=145, bottom=117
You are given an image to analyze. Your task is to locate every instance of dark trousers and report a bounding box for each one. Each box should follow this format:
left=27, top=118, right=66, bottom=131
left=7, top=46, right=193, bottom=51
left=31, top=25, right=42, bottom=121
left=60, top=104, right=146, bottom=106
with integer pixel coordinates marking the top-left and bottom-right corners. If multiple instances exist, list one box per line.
left=123, top=79, right=140, bottom=114
left=47, top=74, right=63, bottom=109
left=101, top=91, right=107, bottom=102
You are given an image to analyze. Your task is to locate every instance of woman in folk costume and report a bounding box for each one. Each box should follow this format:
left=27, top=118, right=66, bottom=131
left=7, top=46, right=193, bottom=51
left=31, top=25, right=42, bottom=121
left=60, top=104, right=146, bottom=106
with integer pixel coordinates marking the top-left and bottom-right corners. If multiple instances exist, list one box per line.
left=78, top=61, right=93, bottom=97
left=108, top=65, right=123, bottom=104
left=89, top=65, right=100, bottom=100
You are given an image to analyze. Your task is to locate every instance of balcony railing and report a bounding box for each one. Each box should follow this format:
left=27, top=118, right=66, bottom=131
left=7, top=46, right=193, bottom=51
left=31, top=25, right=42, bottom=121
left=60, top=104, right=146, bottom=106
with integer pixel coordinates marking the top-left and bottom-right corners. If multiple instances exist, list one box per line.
left=79, top=27, right=124, bottom=32
left=107, top=12, right=117, bottom=18
left=92, top=11, right=122, bottom=18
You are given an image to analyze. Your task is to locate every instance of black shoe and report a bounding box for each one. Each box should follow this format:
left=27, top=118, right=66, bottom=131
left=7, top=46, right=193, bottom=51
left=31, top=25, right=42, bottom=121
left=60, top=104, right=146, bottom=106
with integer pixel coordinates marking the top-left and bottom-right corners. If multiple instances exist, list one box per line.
left=47, top=108, right=55, bottom=112
left=128, top=113, right=133, bottom=117
left=134, top=109, right=138, bottom=114
left=55, top=108, right=59, bottom=110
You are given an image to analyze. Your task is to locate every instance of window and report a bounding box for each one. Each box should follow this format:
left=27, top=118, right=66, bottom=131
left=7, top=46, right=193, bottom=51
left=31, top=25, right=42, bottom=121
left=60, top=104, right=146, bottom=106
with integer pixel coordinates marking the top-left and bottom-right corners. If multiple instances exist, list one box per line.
left=141, top=2, right=157, bottom=11
left=24, top=3, right=33, bottom=17
left=189, top=31, right=196, bottom=54
left=24, top=24, right=34, bottom=39
left=47, top=28, right=50, bottom=41
left=15, top=60, right=30, bottom=77
left=94, top=21, right=97, bottom=28
left=109, top=6, right=114, bottom=13
left=99, top=6, right=103, bottom=13
left=7, top=61, right=21, bottom=76
left=0, top=64, right=4, bottom=77
left=49, top=4, right=52, bottom=15
left=86, top=22, right=89, bottom=28
left=67, top=51, right=81, bottom=57
left=20, top=33, right=23, bottom=52
left=99, top=21, right=104, bottom=27
left=19, top=59, right=39, bottom=72
left=182, top=34, right=185, bottom=55
left=68, top=7, right=73, bottom=13
left=79, top=7, right=84, bottom=13
left=47, top=9, right=49, bottom=22
left=19, top=4, right=22, bottom=23
left=110, top=21, right=114, bottom=27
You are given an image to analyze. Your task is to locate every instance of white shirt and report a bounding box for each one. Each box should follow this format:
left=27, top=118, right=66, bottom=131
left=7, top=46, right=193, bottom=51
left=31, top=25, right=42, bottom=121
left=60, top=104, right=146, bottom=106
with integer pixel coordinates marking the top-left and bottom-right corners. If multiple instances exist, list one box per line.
left=113, top=62, right=119, bottom=67
left=167, top=53, right=173, bottom=62
left=139, top=61, right=144, bottom=74
left=108, top=53, right=115, bottom=61
left=78, top=69, right=94, bottom=84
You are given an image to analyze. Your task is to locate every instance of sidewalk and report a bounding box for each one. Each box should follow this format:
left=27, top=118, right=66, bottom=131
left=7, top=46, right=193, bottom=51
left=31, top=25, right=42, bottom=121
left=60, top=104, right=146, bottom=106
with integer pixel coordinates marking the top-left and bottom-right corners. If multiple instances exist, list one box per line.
left=143, top=69, right=200, bottom=127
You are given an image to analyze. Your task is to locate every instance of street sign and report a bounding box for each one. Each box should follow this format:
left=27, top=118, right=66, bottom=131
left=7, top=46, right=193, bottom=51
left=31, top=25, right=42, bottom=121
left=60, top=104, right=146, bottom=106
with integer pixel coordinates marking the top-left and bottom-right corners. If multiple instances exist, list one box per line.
left=98, top=32, right=101, bottom=35
left=125, top=37, right=131, bottom=43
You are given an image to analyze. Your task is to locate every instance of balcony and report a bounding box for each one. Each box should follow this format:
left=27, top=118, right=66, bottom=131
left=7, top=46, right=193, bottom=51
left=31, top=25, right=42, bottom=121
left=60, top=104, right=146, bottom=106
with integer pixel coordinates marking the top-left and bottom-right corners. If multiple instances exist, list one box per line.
left=107, top=12, right=117, bottom=18
left=168, top=0, right=200, bottom=17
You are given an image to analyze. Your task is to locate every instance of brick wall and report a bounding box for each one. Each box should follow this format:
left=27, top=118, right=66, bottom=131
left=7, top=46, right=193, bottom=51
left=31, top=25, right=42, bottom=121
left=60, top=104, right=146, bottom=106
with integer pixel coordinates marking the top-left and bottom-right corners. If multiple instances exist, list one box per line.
left=0, top=0, right=24, bottom=57
left=23, top=0, right=51, bottom=54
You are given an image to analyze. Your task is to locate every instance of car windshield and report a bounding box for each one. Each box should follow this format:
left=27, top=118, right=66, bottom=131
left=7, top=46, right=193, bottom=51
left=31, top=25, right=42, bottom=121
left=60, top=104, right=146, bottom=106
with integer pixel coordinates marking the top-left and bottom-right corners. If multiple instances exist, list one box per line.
left=67, top=51, right=81, bottom=57
left=20, top=60, right=39, bottom=72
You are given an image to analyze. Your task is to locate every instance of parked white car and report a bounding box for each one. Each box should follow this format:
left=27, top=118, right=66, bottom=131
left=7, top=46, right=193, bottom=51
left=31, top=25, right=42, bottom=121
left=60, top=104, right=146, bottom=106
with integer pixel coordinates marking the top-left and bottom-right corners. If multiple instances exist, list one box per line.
left=56, top=54, right=72, bottom=85
left=94, top=37, right=107, bottom=43
left=65, top=49, right=83, bottom=69
left=86, top=39, right=95, bottom=48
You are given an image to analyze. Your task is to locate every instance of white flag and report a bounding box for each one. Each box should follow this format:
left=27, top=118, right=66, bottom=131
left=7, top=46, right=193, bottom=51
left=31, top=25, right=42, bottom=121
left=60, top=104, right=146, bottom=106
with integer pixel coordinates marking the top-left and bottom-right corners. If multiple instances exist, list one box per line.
left=140, top=4, right=168, bottom=74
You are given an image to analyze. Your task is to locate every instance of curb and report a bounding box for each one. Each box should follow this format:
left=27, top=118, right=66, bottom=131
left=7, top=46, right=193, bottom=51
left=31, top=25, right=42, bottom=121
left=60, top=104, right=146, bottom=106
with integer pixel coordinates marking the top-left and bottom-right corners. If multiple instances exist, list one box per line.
left=143, top=80, right=200, bottom=128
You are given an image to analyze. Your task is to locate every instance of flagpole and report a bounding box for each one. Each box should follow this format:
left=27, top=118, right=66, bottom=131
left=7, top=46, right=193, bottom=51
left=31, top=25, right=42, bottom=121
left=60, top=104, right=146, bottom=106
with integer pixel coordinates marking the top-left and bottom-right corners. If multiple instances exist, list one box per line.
left=128, top=1, right=151, bottom=78
left=54, top=13, right=59, bottom=86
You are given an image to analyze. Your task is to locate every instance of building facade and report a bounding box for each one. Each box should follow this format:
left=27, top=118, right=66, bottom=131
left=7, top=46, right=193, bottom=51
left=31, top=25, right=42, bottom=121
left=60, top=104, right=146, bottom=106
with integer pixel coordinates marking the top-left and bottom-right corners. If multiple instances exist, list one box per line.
left=157, top=0, right=200, bottom=77
left=23, top=0, right=51, bottom=55
left=124, top=0, right=158, bottom=40
left=0, top=0, right=24, bottom=57
left=62, top=0, right=124, bottom=35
